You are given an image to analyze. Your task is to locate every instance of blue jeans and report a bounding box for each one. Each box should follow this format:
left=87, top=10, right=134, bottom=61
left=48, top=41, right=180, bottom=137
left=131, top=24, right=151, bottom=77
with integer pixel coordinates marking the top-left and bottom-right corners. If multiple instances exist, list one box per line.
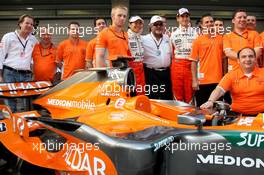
left=3, top=68, right=32, bottom=112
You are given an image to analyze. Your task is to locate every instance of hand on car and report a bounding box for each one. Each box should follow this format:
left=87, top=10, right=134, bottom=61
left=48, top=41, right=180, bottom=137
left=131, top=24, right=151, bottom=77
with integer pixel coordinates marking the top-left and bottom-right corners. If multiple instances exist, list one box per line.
left=200, top=100, right=214, bottom=109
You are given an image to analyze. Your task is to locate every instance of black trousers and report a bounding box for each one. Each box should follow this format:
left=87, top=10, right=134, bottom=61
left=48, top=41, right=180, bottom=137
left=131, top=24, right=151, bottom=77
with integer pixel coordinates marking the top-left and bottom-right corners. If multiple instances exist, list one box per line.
left=144, top=66, right=173, bottom=100
left=195, top=83, right=218, bottom=107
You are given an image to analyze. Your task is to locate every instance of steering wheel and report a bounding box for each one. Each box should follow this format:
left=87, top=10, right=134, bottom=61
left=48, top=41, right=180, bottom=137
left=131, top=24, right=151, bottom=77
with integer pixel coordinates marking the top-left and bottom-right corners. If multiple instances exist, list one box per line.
left=211, top=101, right=234, bottom=126
left=213, top=101, right=230, bottom=111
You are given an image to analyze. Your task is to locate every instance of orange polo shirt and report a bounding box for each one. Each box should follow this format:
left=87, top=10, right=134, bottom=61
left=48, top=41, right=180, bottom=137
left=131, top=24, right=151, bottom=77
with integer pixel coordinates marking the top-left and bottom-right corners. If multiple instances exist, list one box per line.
left=261, top=32, right=264, bottom=42
left=223, top=30, right=262, bottom=71
left=32, top=43, right=57, bottom=81
left=86, top=36, right=96, bottom=61
left=96, top=25, right=130, bottom=61
left=261, top=32, right=264, bottom=57
left=218, top=67, right=264, bottom=115
left=190, top=34, right=223, bottom=84
left=57, top=39, right=87, bottom=80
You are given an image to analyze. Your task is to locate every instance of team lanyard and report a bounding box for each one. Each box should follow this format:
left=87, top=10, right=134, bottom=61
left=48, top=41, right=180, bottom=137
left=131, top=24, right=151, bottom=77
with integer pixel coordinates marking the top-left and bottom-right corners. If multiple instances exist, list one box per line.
left=150, top=33, right=163, bottom=50
left=151, top=33, right=163, bottom=56
left=15, top=33, right=29, bottom=52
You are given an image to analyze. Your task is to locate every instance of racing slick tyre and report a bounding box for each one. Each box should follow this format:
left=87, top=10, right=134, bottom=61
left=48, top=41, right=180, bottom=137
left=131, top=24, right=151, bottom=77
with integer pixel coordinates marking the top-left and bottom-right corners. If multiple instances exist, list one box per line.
left=18, top=160, right=55, bottom=175
left=0, top=142, right=18, bottom=174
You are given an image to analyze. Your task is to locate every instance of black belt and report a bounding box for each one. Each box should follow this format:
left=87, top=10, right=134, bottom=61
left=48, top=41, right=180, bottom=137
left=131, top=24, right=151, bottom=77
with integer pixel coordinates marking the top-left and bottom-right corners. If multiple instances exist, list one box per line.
left=144, top=65, right=169, bottom=71
left=3, top=65, right=32, bottom=74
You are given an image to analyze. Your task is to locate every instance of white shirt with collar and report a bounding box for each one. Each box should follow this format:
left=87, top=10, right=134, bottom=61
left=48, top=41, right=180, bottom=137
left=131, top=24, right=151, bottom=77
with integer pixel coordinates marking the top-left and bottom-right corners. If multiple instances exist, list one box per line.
left=0, top=30, right=37, bottom=70
left=142, top=32, right=172, bottom=69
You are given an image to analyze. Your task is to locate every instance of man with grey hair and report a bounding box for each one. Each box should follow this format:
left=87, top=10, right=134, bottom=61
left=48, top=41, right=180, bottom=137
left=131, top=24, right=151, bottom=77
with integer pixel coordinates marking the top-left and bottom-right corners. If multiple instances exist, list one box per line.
left=142, top=15, right=173, bottom=100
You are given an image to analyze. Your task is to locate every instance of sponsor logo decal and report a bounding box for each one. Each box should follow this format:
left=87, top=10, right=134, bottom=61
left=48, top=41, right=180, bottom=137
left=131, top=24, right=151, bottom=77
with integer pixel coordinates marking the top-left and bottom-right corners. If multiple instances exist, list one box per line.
left=237, top=132, right=264, bottom=148
left=0, top=81, right=51, bottom=95
left=153, top=136, right=174, bottom=152
left=62, top=146, right=106, bottom=174
left=12, top=113, right=36, bottom=136
left=0, top=122, right=7, bottom=132
left=108, top=69, right=120, bottom=80
left=98, top=83, right=121, bottom=97
left=2, top=108, right=11, bottom=119
left=197, top=154, right=264, bottom=168
left=237, top=117, right=254, bottom=126
left=47, top=99, right=95, bottom=110
left=114, top=98, right=126, bottom=109
left=110, top=113, right=125, bottom=120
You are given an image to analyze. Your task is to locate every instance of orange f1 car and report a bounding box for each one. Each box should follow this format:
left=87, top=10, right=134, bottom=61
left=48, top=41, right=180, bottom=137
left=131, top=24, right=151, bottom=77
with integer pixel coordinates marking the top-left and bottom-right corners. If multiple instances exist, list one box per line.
left=1, top=59, right=264, bottom=175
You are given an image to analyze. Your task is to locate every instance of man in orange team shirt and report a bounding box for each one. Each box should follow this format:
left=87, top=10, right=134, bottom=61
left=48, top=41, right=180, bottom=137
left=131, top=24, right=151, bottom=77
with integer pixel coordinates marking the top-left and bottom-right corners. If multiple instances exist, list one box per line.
left=261, top=32, right=264, bottom=42
left=201, top=47, right=264, bottom=116
left=95, top=5, right=130, bottom=67
left=190, top=14, right=224, bottom=107
left=246, top=15, right=257, bottom=31
left=223, top=9, right=262, bottom=72
left=57, top=21, right=87, bottom=80
left=261, top=31, right=264, bottom=66
left=32, top=26, right=57, bottom=82
left=86, top=18, right=107, bottom=68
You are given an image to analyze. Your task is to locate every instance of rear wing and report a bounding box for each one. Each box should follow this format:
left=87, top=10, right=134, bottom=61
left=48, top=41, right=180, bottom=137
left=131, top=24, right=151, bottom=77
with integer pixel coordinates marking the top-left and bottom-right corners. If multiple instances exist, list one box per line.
left=0, top=81, right=53, bottom=98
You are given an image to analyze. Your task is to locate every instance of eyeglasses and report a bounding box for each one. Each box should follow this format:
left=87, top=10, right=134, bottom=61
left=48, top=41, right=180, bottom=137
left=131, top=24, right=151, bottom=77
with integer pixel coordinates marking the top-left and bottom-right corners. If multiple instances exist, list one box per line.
left=153, top=22, right=163, bottom=26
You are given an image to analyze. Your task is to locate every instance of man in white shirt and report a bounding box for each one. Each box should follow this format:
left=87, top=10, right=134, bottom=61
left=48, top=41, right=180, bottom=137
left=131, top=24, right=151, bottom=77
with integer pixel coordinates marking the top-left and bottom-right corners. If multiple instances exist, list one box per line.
left=0, top=14, right=37, bottom=112
left=170, top=8, right=198, bottom=103
left=142, top=15, right=173, bottom=100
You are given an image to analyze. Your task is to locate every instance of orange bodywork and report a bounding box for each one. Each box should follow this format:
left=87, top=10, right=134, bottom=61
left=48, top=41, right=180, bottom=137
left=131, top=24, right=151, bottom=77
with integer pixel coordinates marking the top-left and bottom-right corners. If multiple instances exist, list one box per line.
left=1, top=71, right=264, bottom=175
left=0, top=81, right=52, bottom=97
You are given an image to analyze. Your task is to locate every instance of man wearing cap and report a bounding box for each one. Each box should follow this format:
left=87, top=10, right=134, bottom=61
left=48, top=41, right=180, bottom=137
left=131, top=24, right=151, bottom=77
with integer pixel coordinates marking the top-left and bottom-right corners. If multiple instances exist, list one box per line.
left=142, top=15, right=173, bottom=100
left=128, top=16, right=145, bottom=95
left=170, top=8, right=198, bottom=103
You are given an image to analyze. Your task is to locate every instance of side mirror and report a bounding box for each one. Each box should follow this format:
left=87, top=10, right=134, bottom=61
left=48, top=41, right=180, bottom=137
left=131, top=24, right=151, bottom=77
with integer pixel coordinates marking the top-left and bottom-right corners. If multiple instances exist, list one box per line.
left=178, top=112, right=206, bottom=131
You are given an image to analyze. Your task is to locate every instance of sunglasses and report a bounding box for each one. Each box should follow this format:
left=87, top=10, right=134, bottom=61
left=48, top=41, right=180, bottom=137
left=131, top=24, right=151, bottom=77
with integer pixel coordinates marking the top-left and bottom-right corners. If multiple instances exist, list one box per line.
left=153, top=22, right=163, bottom=26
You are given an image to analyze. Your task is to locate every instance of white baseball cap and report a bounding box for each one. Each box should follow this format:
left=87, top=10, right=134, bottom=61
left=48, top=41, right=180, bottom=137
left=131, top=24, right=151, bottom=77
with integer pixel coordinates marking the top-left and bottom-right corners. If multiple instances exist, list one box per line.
left=129, top=16, right=144, bottom=23
left=177, top=8, right=190, bottom=16
left=149, top=15, right=163, bottom=25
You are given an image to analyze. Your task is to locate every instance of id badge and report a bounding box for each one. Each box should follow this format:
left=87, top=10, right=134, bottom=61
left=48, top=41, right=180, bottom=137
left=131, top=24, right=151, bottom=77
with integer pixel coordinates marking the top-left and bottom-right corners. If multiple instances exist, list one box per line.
left=198, top=72, right=204, bottom=79
left=156, top=50, right=161, bottom=56
left=20, top=51, right=25, bottom=58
